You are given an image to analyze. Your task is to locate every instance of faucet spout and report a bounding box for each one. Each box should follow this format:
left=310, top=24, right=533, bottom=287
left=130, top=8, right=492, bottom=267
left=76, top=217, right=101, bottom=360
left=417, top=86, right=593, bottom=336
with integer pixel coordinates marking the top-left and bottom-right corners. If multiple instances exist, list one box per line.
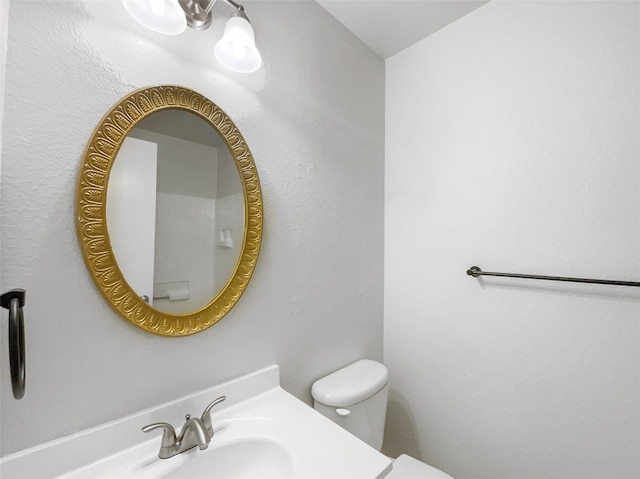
left=143, top=397, right=225, bottom=459
left=177, top=415, right=211, bottom=451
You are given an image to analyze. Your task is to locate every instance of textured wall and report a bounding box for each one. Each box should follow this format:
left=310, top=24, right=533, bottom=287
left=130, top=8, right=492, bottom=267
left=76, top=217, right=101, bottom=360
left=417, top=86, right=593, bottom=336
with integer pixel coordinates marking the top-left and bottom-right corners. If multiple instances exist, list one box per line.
left=385, top=2, right=640, bottom=479
left=0, top=0, right=384, bottom=455
left=0, top=1, right=6, bottom=138
left=0, top=1, right=8, bottom=276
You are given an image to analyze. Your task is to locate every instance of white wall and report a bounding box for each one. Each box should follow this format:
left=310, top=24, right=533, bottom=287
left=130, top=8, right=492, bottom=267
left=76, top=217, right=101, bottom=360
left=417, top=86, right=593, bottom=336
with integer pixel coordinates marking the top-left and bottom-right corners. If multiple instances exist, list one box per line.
left=0, top=0, right=9, bottom=282
left=213, top=193, right=245, bottom=293
left=0, top=0, right=384, bottom=455
left=385, top=2, right=640, bottom=479
left=154, top=192, right=216, bottom=313
left=214, top=144, right=245, bottom=291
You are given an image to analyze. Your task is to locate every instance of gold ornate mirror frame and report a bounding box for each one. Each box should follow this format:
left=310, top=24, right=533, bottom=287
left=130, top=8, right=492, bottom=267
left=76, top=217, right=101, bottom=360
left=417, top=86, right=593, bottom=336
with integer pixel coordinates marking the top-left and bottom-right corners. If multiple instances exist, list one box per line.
left=76, top=85, right=263, bottom=336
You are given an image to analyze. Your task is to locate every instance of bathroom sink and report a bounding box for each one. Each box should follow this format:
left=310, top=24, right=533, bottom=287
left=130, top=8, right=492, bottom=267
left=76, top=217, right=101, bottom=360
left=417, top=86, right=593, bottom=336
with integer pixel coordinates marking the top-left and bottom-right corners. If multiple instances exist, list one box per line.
left=0, top=366, right=392, bottom=479
left=59, top=420, right=294, bottom=479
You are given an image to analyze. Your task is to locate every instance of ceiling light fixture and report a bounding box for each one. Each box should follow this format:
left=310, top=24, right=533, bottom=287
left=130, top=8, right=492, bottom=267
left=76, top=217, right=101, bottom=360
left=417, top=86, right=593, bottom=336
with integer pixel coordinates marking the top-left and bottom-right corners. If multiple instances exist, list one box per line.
left=123, top=0, right=262, bottom=73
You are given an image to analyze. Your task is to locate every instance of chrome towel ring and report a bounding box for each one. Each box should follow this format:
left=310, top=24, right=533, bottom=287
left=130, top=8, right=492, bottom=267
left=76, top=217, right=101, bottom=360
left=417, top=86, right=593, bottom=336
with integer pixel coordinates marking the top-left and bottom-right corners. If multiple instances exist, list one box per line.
left=1, top=289, right=26, bottom=399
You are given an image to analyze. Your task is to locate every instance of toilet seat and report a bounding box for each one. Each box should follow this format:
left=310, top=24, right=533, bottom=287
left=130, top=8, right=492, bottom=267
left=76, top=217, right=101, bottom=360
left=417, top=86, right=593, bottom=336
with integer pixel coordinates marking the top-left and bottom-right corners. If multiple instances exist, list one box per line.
left=385, top=454, right=454, bottom=479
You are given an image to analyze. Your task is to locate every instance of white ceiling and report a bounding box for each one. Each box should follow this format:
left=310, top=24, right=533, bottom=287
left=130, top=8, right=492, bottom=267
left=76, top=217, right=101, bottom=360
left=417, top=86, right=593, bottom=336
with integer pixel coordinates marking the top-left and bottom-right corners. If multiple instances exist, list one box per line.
left=315, top=0, right=490, bottom=59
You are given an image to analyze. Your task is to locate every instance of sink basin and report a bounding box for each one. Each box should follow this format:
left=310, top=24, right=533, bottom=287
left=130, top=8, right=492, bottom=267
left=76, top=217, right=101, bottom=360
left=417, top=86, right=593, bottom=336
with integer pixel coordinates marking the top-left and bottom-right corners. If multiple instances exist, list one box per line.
left=159, top=437, right=293, bottom=479
left=0, top=366, right=392, bottom=479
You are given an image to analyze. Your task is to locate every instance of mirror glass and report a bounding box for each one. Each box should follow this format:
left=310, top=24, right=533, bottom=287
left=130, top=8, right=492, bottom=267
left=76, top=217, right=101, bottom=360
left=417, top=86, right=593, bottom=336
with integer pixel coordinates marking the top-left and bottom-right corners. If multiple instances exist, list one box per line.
left=106, top=110, right=245, bottom=314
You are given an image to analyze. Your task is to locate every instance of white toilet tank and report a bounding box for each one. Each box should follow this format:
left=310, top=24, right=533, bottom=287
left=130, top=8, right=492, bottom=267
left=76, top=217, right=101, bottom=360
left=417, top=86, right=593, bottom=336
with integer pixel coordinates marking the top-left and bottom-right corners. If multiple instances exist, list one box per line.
left=311, top=359, right=389, bottom=450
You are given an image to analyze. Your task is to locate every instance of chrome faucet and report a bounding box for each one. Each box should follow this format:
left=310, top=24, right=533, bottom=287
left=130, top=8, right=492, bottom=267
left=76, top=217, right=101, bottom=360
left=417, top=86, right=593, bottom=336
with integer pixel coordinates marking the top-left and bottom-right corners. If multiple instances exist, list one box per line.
left=142, top=396, right=226, bottom=459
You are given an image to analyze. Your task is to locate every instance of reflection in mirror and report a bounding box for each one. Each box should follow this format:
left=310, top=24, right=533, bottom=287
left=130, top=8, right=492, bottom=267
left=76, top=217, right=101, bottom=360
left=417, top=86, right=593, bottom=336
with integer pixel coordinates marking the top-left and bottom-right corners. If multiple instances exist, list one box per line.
left=106, top=110, right=244, bottom=314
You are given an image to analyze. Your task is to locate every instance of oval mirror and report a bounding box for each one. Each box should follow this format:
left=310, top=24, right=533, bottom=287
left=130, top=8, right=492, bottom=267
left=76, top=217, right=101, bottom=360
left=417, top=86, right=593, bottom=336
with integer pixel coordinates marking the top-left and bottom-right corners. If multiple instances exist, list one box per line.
left=76, top=86, right=263, bottom=336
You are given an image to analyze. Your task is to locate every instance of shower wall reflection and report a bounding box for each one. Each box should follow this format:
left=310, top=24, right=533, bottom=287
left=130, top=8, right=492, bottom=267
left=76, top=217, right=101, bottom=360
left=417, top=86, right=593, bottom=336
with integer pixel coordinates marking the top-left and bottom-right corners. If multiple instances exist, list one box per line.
left=107, top=110, right=244, bottom=315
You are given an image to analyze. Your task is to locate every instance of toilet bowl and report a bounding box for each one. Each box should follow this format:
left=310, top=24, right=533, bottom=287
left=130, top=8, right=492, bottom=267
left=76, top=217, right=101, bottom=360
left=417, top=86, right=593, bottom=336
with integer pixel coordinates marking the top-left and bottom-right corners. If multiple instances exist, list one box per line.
left=311, top=359, right=454, bottom=479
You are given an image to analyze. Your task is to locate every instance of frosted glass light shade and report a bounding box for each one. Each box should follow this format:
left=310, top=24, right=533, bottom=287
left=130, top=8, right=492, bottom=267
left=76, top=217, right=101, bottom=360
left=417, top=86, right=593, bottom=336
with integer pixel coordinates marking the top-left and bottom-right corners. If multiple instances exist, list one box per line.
left=214, top=16, right=262, bottom=73
left=122, top=0, right=187, bottom=35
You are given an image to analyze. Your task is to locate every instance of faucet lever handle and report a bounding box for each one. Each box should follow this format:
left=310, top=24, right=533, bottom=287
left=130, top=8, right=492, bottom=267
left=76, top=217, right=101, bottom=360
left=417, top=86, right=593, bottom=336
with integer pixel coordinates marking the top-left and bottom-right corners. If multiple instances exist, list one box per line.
left=142, top=422, right=177, bottom=448
left=201, top=396, right=226, bottom=436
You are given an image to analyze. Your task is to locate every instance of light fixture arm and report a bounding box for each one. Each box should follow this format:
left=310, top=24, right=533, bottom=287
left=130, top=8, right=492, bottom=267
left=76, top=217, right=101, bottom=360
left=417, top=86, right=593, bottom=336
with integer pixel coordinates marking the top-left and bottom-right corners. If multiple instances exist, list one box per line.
left=219, top=0, right=251, bottom=24
left=178, top=0, right=216, bottom=30
left=220, top=0, right=243, bottom=12
left=178, top=0, right=250, bottom=31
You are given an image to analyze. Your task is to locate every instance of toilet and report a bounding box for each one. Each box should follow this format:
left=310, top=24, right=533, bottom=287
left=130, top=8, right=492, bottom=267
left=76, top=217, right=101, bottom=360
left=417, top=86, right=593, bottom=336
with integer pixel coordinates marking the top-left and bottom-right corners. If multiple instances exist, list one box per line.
left=311, top=359, right=454, bottom=478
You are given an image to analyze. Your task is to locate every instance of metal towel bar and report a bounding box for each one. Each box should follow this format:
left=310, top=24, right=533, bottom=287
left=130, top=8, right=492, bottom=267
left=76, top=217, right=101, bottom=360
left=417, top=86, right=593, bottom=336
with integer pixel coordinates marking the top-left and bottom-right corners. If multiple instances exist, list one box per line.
left=467, top=266, right=640, bottom=287
left=1, top=289, right=26, bottom=399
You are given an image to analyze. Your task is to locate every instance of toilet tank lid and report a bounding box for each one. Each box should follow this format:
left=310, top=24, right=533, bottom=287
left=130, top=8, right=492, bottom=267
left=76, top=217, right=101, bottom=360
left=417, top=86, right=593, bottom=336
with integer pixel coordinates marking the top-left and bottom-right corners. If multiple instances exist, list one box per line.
left=311, top=359, right=389, bottom=407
